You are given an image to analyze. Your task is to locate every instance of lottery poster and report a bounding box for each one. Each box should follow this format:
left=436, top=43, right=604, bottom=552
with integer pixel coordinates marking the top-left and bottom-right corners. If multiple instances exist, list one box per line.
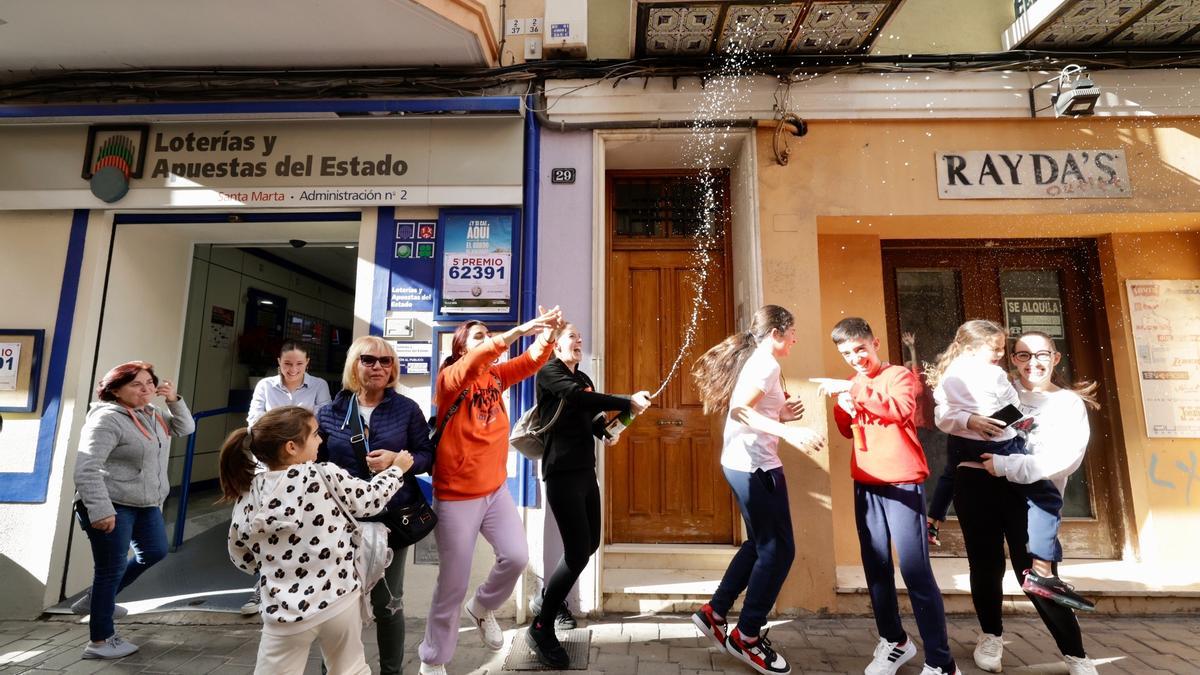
left=437, top=211, right=517, bottom=317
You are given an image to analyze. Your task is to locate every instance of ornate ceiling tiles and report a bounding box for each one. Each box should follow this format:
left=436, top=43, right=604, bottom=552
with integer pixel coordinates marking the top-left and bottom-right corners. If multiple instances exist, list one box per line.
left=1010, top=0, right=1200, bottom=49
left=637, top=1, right=901, bottom=57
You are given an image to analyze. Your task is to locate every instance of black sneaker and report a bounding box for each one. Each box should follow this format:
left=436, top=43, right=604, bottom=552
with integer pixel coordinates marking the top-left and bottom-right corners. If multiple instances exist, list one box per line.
left=525, top=619, right=570, bottom=669
left=1022, top=569, right=1095, bottom=611
left=530, top=591, right=577, bottom=630
left=725, top=627, right=790, bottom=675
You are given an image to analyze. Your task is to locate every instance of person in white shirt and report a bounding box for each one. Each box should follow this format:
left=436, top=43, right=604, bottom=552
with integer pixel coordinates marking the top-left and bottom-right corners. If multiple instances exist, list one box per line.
left=247, top=341, right=333, bottom=427
left=956, top=331, right=1101, bottom=675
left=243, top=341, right=332, bottom=615
left=219, top=405, right=414, bottom=675
left=688, top=305, right=824, bottom=675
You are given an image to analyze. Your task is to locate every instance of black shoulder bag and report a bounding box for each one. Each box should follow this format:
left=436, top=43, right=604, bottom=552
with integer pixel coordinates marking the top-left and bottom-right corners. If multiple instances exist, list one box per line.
left=344, top=395, right=437, bottom=549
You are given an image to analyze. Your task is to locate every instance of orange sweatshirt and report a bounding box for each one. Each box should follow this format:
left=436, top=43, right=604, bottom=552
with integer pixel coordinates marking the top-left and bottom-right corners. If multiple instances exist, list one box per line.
left=833, top=363, right=930, bottom=485
left=433, top=335, right=552, bottom=501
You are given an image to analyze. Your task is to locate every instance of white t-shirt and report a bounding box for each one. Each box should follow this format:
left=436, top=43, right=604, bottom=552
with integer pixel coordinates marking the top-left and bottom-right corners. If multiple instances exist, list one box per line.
left=992, top=385, right=1090, bottom=495
left=721, top=347, right=785, bottom=472
left=933, top=355, right=1021, bottom=442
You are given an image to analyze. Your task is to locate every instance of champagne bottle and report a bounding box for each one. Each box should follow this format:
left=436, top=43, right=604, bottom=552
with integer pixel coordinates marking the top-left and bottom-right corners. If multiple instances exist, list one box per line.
left=606, top=409, right=637, bottom=438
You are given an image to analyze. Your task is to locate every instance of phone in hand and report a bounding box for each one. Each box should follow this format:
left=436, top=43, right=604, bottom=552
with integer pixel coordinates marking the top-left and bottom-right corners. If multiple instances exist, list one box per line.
left=990, top=404, right=1025, bottom=427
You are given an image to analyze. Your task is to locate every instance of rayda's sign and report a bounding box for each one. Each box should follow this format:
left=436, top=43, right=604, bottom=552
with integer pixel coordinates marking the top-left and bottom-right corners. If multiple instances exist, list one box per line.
left=936, top=150, right=1130, bottom=199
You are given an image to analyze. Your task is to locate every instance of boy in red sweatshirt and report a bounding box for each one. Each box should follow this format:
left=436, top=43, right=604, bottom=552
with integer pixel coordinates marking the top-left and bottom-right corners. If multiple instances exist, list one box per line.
left=815, top=318, right=959, bottom=675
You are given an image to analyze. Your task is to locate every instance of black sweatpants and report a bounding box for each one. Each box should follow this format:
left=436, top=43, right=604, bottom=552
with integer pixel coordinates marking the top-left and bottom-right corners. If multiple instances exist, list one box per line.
left=541, top=468, right=601, bottom=626
left=952, top=466, right=1086, bottom=658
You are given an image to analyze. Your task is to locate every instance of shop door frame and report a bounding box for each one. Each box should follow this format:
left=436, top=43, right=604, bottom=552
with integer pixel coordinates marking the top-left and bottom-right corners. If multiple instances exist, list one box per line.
left=881, top=237, right=1131, bottom=559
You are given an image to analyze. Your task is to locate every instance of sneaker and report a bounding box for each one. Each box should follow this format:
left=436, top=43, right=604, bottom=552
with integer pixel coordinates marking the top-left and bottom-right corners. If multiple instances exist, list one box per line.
left=81, top=635, right=139, bottom=660
left=525, top=618, right=570, bottom=669
left=973, top=632, right=1004, bottom=672
left=692, top=603, right=728, bottom=649
left=865, top=636, right=917, bottom=675
left=1064, top=655, right=1099, bottom=675
left=239, top=588, right=261, bottom=616
left=725, top=627, right=790, bottom=675
left=464, top=595, right=504, bottom=651
left=530, top=590, right=578, bottom=630
left=70, top=592, right=128, bottom=618
left=418, top=663, right=447, bottom=675
left=918, top=666, right=962, bottom=675
left=1022, top=570, right=1096, bottom=611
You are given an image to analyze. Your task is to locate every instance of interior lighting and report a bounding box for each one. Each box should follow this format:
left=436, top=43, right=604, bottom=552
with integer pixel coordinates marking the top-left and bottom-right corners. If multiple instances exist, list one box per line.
left=1028, top=64, right=1101, bottom=118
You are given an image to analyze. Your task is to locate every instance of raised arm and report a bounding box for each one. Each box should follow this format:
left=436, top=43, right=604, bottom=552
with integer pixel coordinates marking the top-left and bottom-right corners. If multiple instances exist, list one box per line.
left=321, top=464, right=406, bottom=518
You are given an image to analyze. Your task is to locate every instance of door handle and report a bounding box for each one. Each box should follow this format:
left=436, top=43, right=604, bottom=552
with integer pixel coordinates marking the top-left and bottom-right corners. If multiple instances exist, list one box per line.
left=656, top=419, right=684, bottom=426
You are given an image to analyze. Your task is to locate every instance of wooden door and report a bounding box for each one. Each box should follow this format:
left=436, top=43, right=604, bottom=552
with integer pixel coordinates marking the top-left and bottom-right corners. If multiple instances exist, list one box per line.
left=882, top=239, right=1123, bottom=558
left=605, top=171, right=737, bottom=544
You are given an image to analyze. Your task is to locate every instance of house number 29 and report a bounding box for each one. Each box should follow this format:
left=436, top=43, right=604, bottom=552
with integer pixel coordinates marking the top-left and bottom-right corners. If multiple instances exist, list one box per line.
left=551, top=168, right=576, bottom=184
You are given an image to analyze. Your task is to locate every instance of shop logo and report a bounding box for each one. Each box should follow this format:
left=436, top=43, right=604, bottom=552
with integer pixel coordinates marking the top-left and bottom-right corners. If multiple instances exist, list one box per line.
left=82, top=125, right=149, bottom=203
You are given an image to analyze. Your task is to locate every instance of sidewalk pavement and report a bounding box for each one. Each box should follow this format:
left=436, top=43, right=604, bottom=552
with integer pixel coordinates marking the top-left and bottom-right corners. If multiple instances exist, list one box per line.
left=1, top=613, right=1197, bottom=674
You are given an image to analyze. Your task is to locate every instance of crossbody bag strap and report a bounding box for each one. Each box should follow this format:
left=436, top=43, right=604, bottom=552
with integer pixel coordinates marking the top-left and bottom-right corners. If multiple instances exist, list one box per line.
left=342, top=395, right=372, bottom=477
left=531, top=398, right=567, bottom=435
left=430, top=385, right=471, bottom=445
left=315, top=464, right=360, bottom=529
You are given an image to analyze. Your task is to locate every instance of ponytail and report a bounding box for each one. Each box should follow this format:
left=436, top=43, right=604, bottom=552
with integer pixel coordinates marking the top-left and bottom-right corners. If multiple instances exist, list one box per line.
left=692, top=304, right=794, bottom=416
left=217, top=406, right=315, bottom=503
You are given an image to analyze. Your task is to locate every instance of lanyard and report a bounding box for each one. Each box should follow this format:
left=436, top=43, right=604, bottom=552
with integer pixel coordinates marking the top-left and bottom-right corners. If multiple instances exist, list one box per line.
left=122, top=405, right=168, bottom=442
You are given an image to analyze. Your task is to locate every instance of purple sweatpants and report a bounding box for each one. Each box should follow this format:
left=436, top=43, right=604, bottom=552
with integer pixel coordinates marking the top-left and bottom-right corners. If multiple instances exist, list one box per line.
left=418, top=485, right=528, bottom=666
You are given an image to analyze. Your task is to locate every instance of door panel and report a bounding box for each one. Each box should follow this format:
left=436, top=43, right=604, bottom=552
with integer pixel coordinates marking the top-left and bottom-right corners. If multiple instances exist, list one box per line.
left=606, top=246, right=735, bottom=544
left=883, top=240, right=1119, bottom=558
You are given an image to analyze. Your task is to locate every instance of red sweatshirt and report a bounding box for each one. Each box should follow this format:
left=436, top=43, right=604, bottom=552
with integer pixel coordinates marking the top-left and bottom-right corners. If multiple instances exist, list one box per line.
left=833, top=363, right=930, bottom=485
left=433, top=335, right=552, bottom=501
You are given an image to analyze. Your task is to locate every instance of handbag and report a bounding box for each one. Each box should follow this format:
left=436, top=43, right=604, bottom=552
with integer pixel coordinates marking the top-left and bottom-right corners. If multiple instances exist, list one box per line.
left=345, top=394, right=438, bottom=549
left=314, top=464, right=394, bottom=625
left=509, top=398, right=566, bottom=460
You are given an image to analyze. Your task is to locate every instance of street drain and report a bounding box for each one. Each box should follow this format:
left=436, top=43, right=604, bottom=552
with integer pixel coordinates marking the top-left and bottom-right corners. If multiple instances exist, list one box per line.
left=502, top=628, right=591, bottom=671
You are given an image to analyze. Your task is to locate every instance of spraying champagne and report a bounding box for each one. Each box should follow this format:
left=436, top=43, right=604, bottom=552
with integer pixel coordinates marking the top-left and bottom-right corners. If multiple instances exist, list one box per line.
left=605, top=390, right=653, bottom=442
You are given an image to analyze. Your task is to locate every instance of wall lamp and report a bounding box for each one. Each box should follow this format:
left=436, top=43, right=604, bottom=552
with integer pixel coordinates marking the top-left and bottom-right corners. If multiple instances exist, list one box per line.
left=1028, top=64, right=1101, bottom=118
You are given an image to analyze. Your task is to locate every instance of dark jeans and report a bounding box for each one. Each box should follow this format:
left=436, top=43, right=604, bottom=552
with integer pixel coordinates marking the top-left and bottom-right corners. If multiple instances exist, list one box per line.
left=935, top=435, right=1064, bottom=562
left=953, top=467, right=1086, bottom=658
left=541, top=469, right=601, bottom=626
left=75, top=502, right=168, bottom=642
left=710, top=466, right=795, bottom=638
left=854, top=482, right=954, bottom=672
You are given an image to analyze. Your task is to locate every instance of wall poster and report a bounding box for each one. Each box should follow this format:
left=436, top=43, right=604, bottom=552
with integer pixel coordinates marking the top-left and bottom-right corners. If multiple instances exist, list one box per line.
left=435, top=209, right=520, bottom=321
left=0, top=329, right=45, bottom=413
left=1127, top=280, right=1200, bottom=438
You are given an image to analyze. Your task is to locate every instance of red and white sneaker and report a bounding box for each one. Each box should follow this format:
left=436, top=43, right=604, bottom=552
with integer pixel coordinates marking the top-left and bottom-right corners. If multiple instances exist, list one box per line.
left=692, top=603, right=728, bottom=649
left=725, top=627, right=791, bottom=675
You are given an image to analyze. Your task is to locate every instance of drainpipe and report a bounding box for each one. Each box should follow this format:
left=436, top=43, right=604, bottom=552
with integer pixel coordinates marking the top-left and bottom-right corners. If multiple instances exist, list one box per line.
left=517, top=93, right=541, bottom=507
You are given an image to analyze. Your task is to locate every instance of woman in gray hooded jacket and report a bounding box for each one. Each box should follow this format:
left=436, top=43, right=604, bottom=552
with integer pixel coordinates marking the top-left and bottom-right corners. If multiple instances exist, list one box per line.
left=72, top=361, right=194, bottom=660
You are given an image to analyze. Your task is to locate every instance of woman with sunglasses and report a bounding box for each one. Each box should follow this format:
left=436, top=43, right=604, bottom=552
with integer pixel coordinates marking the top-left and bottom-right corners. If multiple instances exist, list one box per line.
left=316, top=335, right=434, bottom=675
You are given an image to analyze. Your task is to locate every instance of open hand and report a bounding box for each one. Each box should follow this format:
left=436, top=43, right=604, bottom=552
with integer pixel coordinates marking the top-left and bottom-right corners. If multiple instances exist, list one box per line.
left=779, top=397, right=805, bottom=422
left=901, top=331, right=916, bottom=348
left=784, top=427, right=826, bottom=454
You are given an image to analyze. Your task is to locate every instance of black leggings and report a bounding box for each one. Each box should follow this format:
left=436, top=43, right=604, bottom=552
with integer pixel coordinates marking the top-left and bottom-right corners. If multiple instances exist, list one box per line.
left=541, top=468, right=601, bottom=625
left=952, top=467, right=1086, bottom=658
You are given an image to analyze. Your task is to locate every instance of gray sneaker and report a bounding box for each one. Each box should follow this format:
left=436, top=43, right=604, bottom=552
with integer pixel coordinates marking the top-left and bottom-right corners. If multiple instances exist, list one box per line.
left=82, top=635, right=139, bottom=660
left=71, top=592, right=129, bottom=618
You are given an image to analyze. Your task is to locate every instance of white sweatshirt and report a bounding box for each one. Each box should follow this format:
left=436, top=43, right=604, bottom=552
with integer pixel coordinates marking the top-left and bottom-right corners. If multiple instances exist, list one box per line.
left=991, top=384, right=1090, bottom=495
left=228, top=461, right=403, bottom=635
left=933, top=355, right=1021, bottom=442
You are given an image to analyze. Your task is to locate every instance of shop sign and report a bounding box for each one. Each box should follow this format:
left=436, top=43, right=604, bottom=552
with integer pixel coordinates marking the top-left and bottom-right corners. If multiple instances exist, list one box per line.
left=936, top=150, right=1130, bottom=199
left=390, top=341, right=433, bottom=375
left=436, top=210, right=519, bottom=319
left=1127, top=279, right=1200, bottom=438
left=0, top=119, right=523, bottom=209
left=389, top=220, right=437, bottom=312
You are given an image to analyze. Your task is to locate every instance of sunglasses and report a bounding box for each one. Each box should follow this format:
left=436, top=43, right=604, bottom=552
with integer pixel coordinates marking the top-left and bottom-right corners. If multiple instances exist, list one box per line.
left=358, top=354, right=395, bottom=367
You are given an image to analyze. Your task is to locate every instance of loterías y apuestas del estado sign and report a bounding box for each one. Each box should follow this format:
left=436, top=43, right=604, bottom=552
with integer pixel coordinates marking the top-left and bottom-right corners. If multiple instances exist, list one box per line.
left=935, top=150, right=1130, bottom=199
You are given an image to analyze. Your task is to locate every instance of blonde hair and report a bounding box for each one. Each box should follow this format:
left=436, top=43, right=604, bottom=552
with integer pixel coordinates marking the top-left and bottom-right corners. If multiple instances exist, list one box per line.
left=925, top=319, right=1007, bottom=390
left=692, top=305, right=794, bottom=416
left=341, top=335, right=399, bottom=393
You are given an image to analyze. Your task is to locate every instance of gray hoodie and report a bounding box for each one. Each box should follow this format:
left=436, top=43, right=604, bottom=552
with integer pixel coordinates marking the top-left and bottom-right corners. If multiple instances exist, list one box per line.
left=73, top=399, right=195, bottom=522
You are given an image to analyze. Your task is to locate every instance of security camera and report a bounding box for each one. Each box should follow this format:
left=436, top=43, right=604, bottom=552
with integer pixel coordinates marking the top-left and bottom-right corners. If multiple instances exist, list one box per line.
left=289, top=239, right=308, bottom=248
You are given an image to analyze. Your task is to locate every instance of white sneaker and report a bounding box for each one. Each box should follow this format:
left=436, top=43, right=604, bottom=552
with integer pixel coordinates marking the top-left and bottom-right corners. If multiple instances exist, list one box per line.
left=918, top=666, right=961, bottom=675
left=81, top=635, right=139, bottom=660
left=865, top=636, right=916, bottom=675
left=973, top=632, right=1004, bottom=672
left=1065, top=655, right=1099, bottom=675
left=464, top=595, right=504, bottom=651
left=239, top=588, right=261, bottom=616
left=419, top=663, right=447, bottom=675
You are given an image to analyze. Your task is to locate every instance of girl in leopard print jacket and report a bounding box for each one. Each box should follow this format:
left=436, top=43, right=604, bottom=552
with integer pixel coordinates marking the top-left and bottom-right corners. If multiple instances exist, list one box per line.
left=219, top=406, right=414, bottom=674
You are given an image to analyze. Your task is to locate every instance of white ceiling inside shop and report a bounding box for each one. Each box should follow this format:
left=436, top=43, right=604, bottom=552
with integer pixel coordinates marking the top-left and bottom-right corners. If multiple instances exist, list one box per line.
left=0, top=0, right=487, bottom=80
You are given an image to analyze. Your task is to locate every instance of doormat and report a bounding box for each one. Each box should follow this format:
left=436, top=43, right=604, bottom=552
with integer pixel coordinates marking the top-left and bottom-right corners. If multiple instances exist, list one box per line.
left=501, top=628, right=591, bottom=670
